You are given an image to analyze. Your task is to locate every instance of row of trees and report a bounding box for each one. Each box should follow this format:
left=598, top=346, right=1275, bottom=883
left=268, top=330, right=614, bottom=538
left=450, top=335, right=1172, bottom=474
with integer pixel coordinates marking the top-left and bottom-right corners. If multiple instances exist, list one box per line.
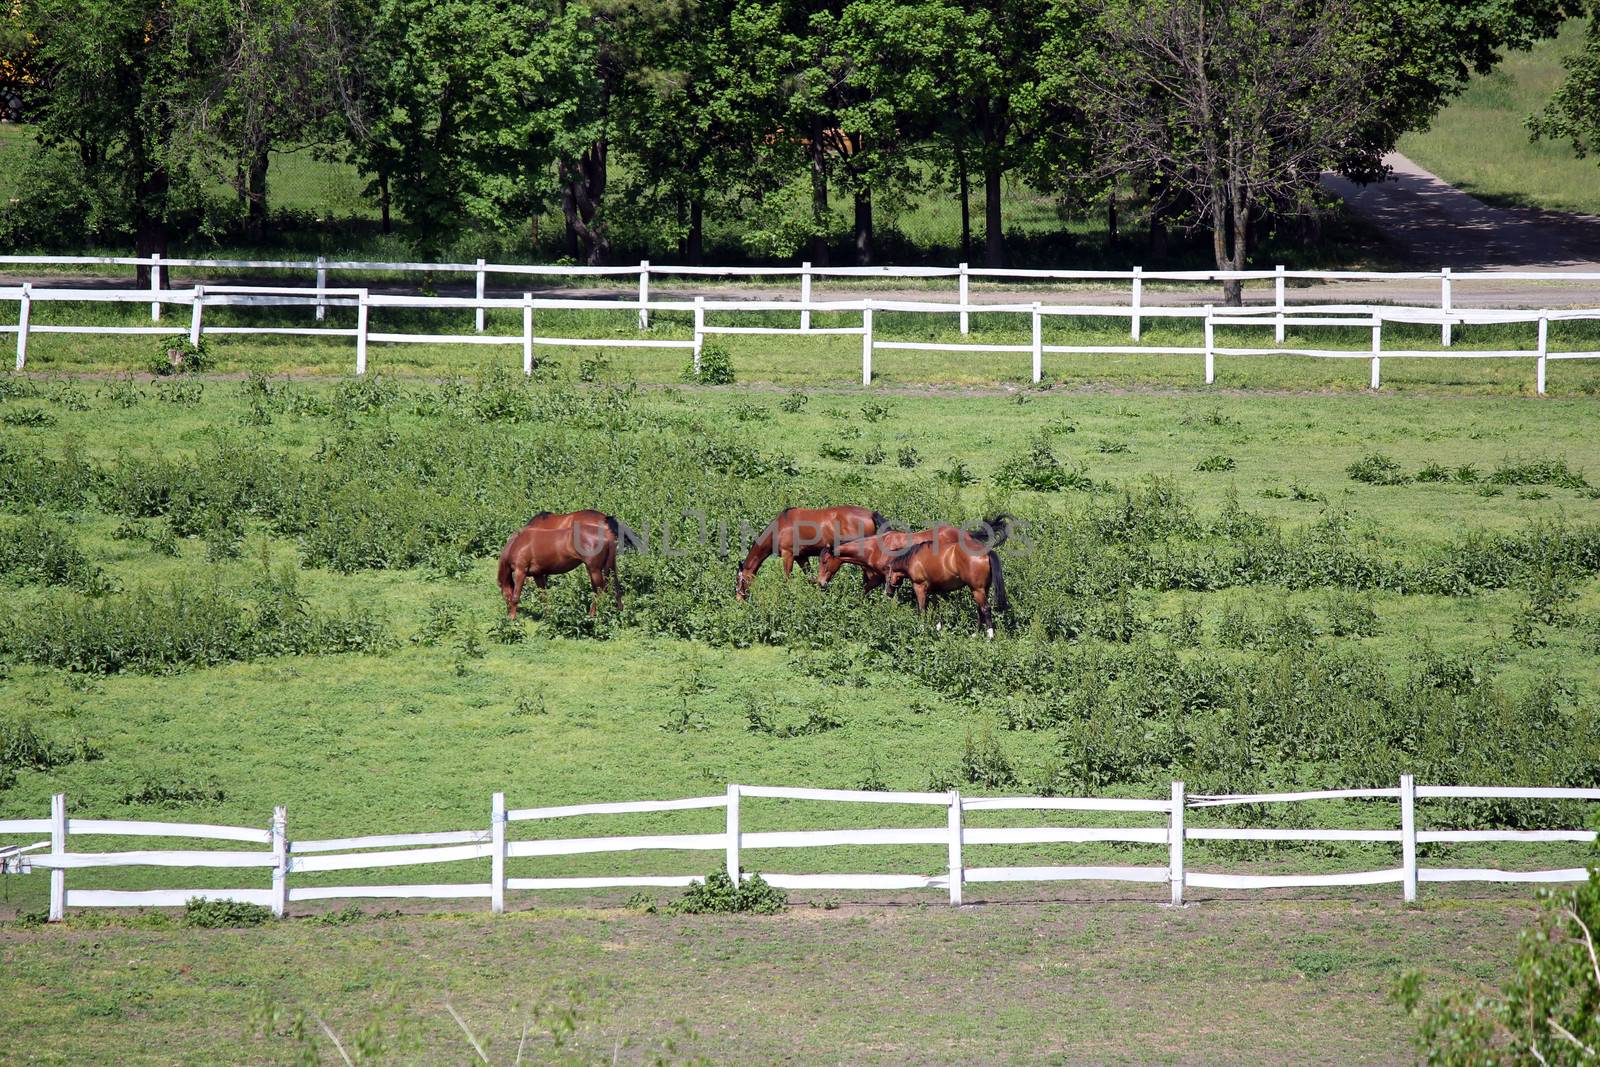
left=0, top=0, right=1578, bottom=286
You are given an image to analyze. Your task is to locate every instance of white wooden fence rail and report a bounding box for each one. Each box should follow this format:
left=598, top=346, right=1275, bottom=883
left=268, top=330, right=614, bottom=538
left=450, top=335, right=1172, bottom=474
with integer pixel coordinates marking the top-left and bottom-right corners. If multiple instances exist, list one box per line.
left=4, top=256, right=1600, bottom=391
left=2, top=776, right=1596, bottom=921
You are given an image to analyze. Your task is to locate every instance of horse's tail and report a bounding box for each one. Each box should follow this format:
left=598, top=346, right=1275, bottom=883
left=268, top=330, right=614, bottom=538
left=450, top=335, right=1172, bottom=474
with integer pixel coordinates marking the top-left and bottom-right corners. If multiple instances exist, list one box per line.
left=975, top=513, right=1015, bottom=549
left=870, top=510, right=890, bottom=532
left=987, top=550, right=1008, bottom=614
left=605, top=514, right=643, bottom=554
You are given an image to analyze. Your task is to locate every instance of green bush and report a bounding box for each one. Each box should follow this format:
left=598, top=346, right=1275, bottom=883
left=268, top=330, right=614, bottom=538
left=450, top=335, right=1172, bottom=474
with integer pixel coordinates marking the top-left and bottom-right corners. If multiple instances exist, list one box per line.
left=182, top=898, right=272, bottom=928
left=149, top=339, right=209, bottom=377
left=670, top=869, right=787, bottom=915
left=683, top=341, right=736, bottom=385
left=1346, top=452, right=1410, bottom=485
left=0, top=517, right=112, bottom=594
left=995, top=436, right=1093, bottom=492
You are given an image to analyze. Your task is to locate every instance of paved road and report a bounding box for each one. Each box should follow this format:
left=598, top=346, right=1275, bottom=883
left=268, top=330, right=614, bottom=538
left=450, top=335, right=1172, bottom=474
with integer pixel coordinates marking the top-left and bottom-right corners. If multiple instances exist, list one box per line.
left=1322, top=153, right=1600, bottom=272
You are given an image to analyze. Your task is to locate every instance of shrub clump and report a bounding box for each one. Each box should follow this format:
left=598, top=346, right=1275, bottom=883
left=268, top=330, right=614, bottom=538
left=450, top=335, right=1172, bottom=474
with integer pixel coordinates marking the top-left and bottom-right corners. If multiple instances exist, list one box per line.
left=1346, top=452, right=1410, bottom=485
left=149, top=338, right=209, bottom=376
left=0, top=517, right=112, bottom=594
left=669, top=869, right=787, bottom=915
left=683, top=341, right=736, bottom=385
left=0, top=567, right=392, bottom=674
left=995, top=436, right=1093, bottom=492
left=182, top=898, right=272, bottom=928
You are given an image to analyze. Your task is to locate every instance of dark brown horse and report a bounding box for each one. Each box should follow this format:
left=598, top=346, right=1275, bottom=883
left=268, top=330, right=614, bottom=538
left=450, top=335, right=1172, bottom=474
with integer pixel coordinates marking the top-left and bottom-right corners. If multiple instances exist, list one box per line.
left=498, top=510, right=638, bottom=620
left=835, top=526, right=1008, bottom=638
left=817, top=515, right=1015, bottom=596
left=734, top=506, right=885, bottom=600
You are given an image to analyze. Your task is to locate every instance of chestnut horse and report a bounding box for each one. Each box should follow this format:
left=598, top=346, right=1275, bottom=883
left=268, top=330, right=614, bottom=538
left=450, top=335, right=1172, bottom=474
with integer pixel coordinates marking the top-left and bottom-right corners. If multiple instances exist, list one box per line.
left=498, top=510, right=638, bottom=620
left=817, top=515, right=1016, bottom=596
left=734, top=506, right=885, bottom=600
left=827, top=526, right=1009, bottom=638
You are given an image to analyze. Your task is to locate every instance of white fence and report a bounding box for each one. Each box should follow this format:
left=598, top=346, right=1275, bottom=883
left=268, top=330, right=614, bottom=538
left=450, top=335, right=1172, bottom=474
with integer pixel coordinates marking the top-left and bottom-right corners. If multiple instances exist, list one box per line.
left=2, top=777, right=1595, bottom=921
left=4, top=255, right=1600, bottom=391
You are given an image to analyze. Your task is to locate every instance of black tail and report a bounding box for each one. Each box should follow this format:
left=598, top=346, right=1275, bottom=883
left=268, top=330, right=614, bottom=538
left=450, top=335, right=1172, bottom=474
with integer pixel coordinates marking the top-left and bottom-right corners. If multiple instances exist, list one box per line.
left=974, top=514, right=1015, bottom=549
left=987, top=550, right=1008, bottom=614
left=870, top=510, right=890, bottom=531
left=605, top=515, right=644, bottom=554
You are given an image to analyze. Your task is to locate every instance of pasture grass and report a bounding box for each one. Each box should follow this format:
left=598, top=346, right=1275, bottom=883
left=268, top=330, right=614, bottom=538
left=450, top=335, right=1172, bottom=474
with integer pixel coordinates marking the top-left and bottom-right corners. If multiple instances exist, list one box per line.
left=0, top=366, right=1595, bottom=1061
left=1400, top=19, right=1600, bottom=216
left=0, top=897, right=1541, bottom=1064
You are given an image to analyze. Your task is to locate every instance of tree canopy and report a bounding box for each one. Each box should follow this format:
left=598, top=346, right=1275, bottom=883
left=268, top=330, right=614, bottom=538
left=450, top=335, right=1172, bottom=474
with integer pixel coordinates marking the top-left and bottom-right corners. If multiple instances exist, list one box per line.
left=0, top=0, right=1581, bottom=269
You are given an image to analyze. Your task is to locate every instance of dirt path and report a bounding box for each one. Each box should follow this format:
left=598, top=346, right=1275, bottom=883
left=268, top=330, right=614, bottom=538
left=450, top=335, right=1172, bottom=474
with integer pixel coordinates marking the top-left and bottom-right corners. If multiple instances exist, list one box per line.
left=1322, top=152, right=1600, bottom=272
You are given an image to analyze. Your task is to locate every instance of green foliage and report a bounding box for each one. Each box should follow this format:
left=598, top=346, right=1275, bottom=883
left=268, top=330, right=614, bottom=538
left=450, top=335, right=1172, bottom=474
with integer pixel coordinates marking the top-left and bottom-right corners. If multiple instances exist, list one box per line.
left=1398, top=869, right=1600, bottom=1065
left=148, top=340, right=210, bottom=378
left=1488, top=456, right=1589, bottom=489
left=0, top=718, right=102, bottom=791
left=684, top=342, right=736, bottom=385
left=182, top=899, right=273, bottom=928
left=670, top=869, right=787, bottom=915
left=1347, top=452, right=1410, bottom=485
left=995, top=436, right=1092, bottom=492
left=0, top=517, right=112, bottom=594
left=1194, top=454, right=1236, bottom=472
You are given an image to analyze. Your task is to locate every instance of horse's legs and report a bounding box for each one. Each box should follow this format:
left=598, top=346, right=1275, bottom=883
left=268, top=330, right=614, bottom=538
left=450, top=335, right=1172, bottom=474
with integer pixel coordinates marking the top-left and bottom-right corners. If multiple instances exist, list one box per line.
left=505, top=567, right=526, bottom=621
left=913, top=583, right=930, bottom=615
left=798, top=554, right=813, bottom=574
left=862, top=568, right=884, bottom=597
left=586, top=563, right=606, bottom=617
left=780, top=548, right=796, bottom=578
left=974, top=584, right=994, bottom=640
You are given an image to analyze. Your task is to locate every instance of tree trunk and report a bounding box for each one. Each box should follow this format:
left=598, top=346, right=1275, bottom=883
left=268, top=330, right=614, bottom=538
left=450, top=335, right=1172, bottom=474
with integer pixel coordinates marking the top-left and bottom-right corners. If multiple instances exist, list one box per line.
left=1107, top=189, right=1118, bottom=249
left=561, top=139, right=609, bottom=265
left=853, top=190, right=872, bottom=266
left=1148, top=183, right=1168, bottom=261
left=133, top=152, right=169, bottom=290
left=983, top=148, right=1004, bottom=268
left=957, top=150, right=971, bottom=262
left=688, top=198, right=704, bottom=265
left=379, top=172, right=392, bottom=235
left=809, top=117, right=829, bottom=266
left=245, top=146, right=269, bottom=242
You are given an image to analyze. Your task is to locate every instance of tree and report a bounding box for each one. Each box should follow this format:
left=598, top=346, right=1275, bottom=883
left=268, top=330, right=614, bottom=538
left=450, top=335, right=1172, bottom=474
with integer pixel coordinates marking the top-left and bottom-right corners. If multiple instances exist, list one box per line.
left=1398, top=867, right=1600, bottom=1065
left=1531, top=6, right=1600, bottom=164
left=1077, top=0, right=1380, bottom=303
left=19, top=0, right=235, bottom=281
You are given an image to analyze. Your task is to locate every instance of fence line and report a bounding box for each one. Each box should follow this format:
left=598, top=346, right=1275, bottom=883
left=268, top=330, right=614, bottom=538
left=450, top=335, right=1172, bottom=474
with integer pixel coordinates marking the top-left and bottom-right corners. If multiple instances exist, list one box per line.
left=3, top=776, right=1596, bottom=921
left=4, top=254, right=1600, bottom=389
left=4, top=282, right=1598, bottom=393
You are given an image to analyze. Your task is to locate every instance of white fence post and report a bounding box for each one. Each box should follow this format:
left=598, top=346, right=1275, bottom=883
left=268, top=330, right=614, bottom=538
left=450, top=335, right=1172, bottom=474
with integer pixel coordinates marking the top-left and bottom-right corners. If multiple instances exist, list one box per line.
left=49, top=792, right=66, bottom=921
left=693, top=296, right=704, bottom=374
left=271, top=805, right=288, bottom=918
left=800, top=262, right=812, bottom=332
left=189, top=285, right=204, bottom=348
left=1130, top=266, right=1142, bottom=341
left=474, top=258, right=487, bottom=333
left=491, top=791, right=506, bottom=914
left=1370, top=319, right=1382, bottom=390
left=13, top=283, right=29, bottom=371
left=1031, top=302, right=1042, bottom=384
left=638, top=260, right=650, bottom=330
left=1274, top=264, right=1286, bottom=343
left=315, top=255, right=328, bottom=322
left=947, top=790, right=964, bottom=906
left=1400, top=773, right=1417, bottom=903
left=1441, top=268, right=1452, bottom=347
left=1203, top=306, right=1215, bottom=385
left=522, top=293, right=534, bottom=377
left=355, top=290, right=369, bottom=376
left=726, top=784, right=741, bottom=882
left=958, top=263, right=970, bottom=335
left=150, top=252, right=162, bottom=322
left=1536, top=316, right=1548, bottom=396
left=862, top=300, right=874, bottom=386
left=1169, top=781, right=1185, bottom=907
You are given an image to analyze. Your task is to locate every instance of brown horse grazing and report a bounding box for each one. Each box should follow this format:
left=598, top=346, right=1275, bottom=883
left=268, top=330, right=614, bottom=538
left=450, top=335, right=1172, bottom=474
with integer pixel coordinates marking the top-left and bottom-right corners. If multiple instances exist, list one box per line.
left=817, top=515, right=1016, bottom=596
left=734, top=506, right=886, bottom=600
left=893, top=536, right=1010, bottom=639
left=498, top=510, right=638, bottom=620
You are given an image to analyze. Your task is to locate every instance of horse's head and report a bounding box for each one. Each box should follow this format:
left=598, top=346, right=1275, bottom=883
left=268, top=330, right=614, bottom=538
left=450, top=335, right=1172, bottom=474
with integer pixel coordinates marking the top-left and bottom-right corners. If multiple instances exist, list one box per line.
left=816, top=550, right=844, bottom=588
left=734, top=565, right=752, bottom=601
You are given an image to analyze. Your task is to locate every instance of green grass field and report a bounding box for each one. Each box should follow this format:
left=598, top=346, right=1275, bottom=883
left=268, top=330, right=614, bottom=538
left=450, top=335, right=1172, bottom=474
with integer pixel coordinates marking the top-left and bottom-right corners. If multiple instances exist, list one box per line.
left=1401, top=19, right=1600, bottom=216
left=1, top=347, right=1598, bottom=1061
